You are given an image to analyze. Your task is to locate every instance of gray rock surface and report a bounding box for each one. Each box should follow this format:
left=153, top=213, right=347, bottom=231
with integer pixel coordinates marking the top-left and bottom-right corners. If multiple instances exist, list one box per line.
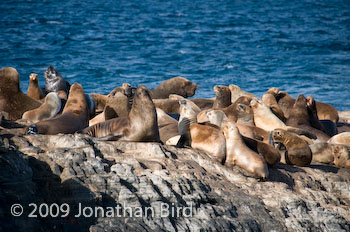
left=1, top=131, right=350, bottom=231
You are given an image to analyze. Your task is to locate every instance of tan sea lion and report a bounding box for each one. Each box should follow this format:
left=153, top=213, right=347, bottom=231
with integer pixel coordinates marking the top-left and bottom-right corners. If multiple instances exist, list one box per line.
left=26, top=83, right=89, bottom=135
left=222, top=96, right=252, bottom=123
left=309, top=143, right=335, bottom=164
left=22, top=92, right=61, bottom=123
left=262, top=92, right=285, bottom=122
left=176, top=100, right=226, bottom=163
left=332, top=145, right=350, bottom=169
left=150, top=76, right=197, bottom=99
left=229, top=84, right=256, bottom=103
left=328, top=132, right=350, bottom=146
left=82, top=86, right=160, bottom=142
left=271, top=129, right=312, bottom=166
left=221, top=120, right=269, bottom=179
left=89, top=112, right=105, bottom=127
left=156, top=108, right=179, bottom=145
left=206, top=110, right=280, bottom=166
left=27, top=73, right=44, bottom=101
left=213, top=85, right=231, bottom=109
left=273, top=89, right=295, bottom=119
left=0, top=67, right=42, bottom=120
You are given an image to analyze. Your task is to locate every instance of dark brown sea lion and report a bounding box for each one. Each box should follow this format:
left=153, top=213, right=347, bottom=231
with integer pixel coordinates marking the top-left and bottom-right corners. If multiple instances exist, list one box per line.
left=262, top=92, right=285, bottom=122
left=0, top=67, right=42, bottom=120
left=44, top=66, right=71, bottom=95
left=26, top=83, right=89, bottom=135
left=27, top=73, right=44, bottom=101
left=213, top=85, right=231, bottom=109
left=271, top=129, right=312, bottom=166
left=150, top=76, right=197, bottom=99
left=82, top=86, right=160, bottom=142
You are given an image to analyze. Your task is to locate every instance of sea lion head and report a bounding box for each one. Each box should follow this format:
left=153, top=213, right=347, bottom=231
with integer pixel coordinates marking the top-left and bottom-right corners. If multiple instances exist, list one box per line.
left=249, top=98, right=264, bottom=110
left=0, top=67, right=20, bottom=92
left=214, top=85, right=230, bottom=97
left=221, top=120, right=238, bottom=137
left=45, top=66, right=61, bottom=81
left=177, top=77, right=197, bottom=98
left=266, top=87, right=280, bottom=96
left=179, top=100, right=197, bottom=122
left=206, top=109, right=227, bottom=127
left=29, top=73, right=39, bottom=83
left=271, top=129, right=286, bottom=143
left=236, top=103, right=252, bottom=116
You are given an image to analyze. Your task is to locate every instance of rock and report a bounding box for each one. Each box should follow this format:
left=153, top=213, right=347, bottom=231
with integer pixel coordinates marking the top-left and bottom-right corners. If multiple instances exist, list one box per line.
left=0, top=131, right=350, bottom=231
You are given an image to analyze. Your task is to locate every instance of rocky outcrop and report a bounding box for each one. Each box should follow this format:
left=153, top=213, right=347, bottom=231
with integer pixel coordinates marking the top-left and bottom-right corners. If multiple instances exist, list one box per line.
left=1, top=130, right=350, bottom=231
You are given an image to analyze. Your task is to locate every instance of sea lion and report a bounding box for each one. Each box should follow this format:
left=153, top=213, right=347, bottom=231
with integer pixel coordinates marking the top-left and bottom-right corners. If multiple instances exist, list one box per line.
left=157, top=108, right=180, bottom=145
left=222, top=96, right=252, bottom=123
left=27, top=73, right=44, bottom=101
left=316, top=101, right=339, bottom=123
left=176, top=100, right=226, bottom=163
left=26, top=83, right=89, bottom=135
left=328, top=132, right=350, bottom=146
left=229, top=84, right=256, bottom=103
left=221, top=120, right=269, bottom=179
left=44, top=66, right=71, bottom=95
left=104, top=92, right=131, bottom=120
left=309, top=143, right=335, bottom=164
left=286, top=95, right=330, bottom=142
left=150, top=76, right=197, bottom=99
left=213, top=85, right=231, bottom=109
left=273, top=89, right=295, bottom=119
left=82, top=86, right=160, bottom=142
left=85, top=94, right=96, bottom=119
left=332, top=145, right=350, bottom=169
left=0, top=67, right=42, bottom=120
left=90, top=93, right=108, bottom=113
left=271, top=129, right=312, bottom=166
left=262, top=92, right=285, bottom=122
left=206, top=110, right=280, bottom=166
left=22, top=92, right=61, bottom=123
left=89, top=112, right=105, bottom=127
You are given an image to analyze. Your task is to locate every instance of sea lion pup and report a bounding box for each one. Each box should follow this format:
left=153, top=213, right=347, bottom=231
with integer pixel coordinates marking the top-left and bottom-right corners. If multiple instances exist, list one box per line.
left=22, top=92, right=61, bottom=123
left=0, top=67, right=42, bottom=120
left=328, top=132, right=350, bottom=146
left=332, top=145, right=350, bottom=169
left=212, top=85, right=231, bottom=109
left=82, top=86, right=160, bottom=142
left=221, top=120, right=269, bottom=179
left=262, top=92, right=285, bottom=122
left=26, top=83, right=89, bottom=135
left=176, top=100, right=226, bottom=164
left=286, top=95, right=330, bottom=142
left=229, top=84, right=256, bottom=103
left=206, top=110, right=280, bottom=166
left=156, top=108, right=180, bottom=145
left=44, top=66, right=71, bottom=95
left=27, top=73, right=44, bottom=101
left=271, top=129, right=312, bottom=166
left=309, top=143, right=336, bottom=164
left=150, top=76, right=197, bottom=99
left=306, top=95, right=337, bottom=137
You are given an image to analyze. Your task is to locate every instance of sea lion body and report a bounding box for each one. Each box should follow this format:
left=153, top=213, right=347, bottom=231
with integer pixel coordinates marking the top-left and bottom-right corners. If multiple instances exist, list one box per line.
left=82, top=86, right=160, bottom=142
left=0, top=67, right=42, bottom=120
left=213, top=85, right=231, bottom=109
left=229, top=84, right=256, bottom=103
left=222, top=120, right=269, bottom=179
left=271, top=129, right=312, bottom=166
left=22, top=92, right=61, bottom=123
left=328, top=132, right=350, bottom=146
left=26, top=83, right=89, bottom=135
left=150, top=76, right=197, bottom=99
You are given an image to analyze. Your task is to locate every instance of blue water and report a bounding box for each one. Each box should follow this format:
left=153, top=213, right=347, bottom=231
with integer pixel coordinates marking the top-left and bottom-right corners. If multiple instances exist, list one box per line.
left=1, top=0, right=349, bottom=110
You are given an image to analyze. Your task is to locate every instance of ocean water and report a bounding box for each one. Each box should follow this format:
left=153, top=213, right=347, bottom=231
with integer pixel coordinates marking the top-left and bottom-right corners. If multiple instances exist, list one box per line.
left=0, top=0, right=349, bottom=110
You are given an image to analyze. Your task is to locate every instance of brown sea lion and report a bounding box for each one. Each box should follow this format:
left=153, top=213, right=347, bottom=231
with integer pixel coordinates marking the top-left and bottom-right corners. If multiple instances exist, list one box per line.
left=26, top=83, right=89, bottom=135
left=286, top=95, right=330, bottom=142
left=271, top=129, right=312, bottom=166
left=156, top=108, right=179, bottom=145
left=213, top=85, right=231, bottom=109
left=206, top=110, right=280, bottom=166
left=222, top=96, right=253, bottom=123
left=332, top=145, right=350, bottom=169
left=150, top=76, right=197, bottom=99
left=104, top=92, right=131, bottom=120
left=82, top=86, right=160, bottom=142
left=27, top=73, right=44, bottom=101
left=0, top=67, right=42, bottom=120
left=22, top=92, right=61, bottom=123
left=176, top=100, right=226, bottom=163
left=90, top=93, right=108, bottom=113
left=222, top=120, right=269, bottom=179
left=262, top=92, right=285, bottom=122
left=44, top=66, right=71, bottom=95
left=229, top=84, right=256, bottom=103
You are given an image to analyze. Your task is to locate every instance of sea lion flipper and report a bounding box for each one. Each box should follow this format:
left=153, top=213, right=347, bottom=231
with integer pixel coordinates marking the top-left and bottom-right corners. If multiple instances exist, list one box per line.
left=176, top=117, right=191, bottom=148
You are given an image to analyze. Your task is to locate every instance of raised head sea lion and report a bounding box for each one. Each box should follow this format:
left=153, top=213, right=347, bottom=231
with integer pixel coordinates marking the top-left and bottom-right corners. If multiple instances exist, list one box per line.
left=0, top=67, right=42, bottom=120
left=22, top=92, right=61, bottom=123
left=271, top=129, right=312, bottom=166
left=222, top=96, right=253, bottom=123
left=221, top=120, right=269, bottom=179
left=44, top=66, right=71, bottom=95
left=176, top=100, right=226, bottom=163
left=26, top=83, right=89, bottom=135
left=229, top=84, right=256, bottom=103
left=213, top=85, right=231, bottom=109
left=27, top=73, right=44, bottom=101
left=82, top=86, right=160, bottom=142
left=150, top=76, right=197, bottom=99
